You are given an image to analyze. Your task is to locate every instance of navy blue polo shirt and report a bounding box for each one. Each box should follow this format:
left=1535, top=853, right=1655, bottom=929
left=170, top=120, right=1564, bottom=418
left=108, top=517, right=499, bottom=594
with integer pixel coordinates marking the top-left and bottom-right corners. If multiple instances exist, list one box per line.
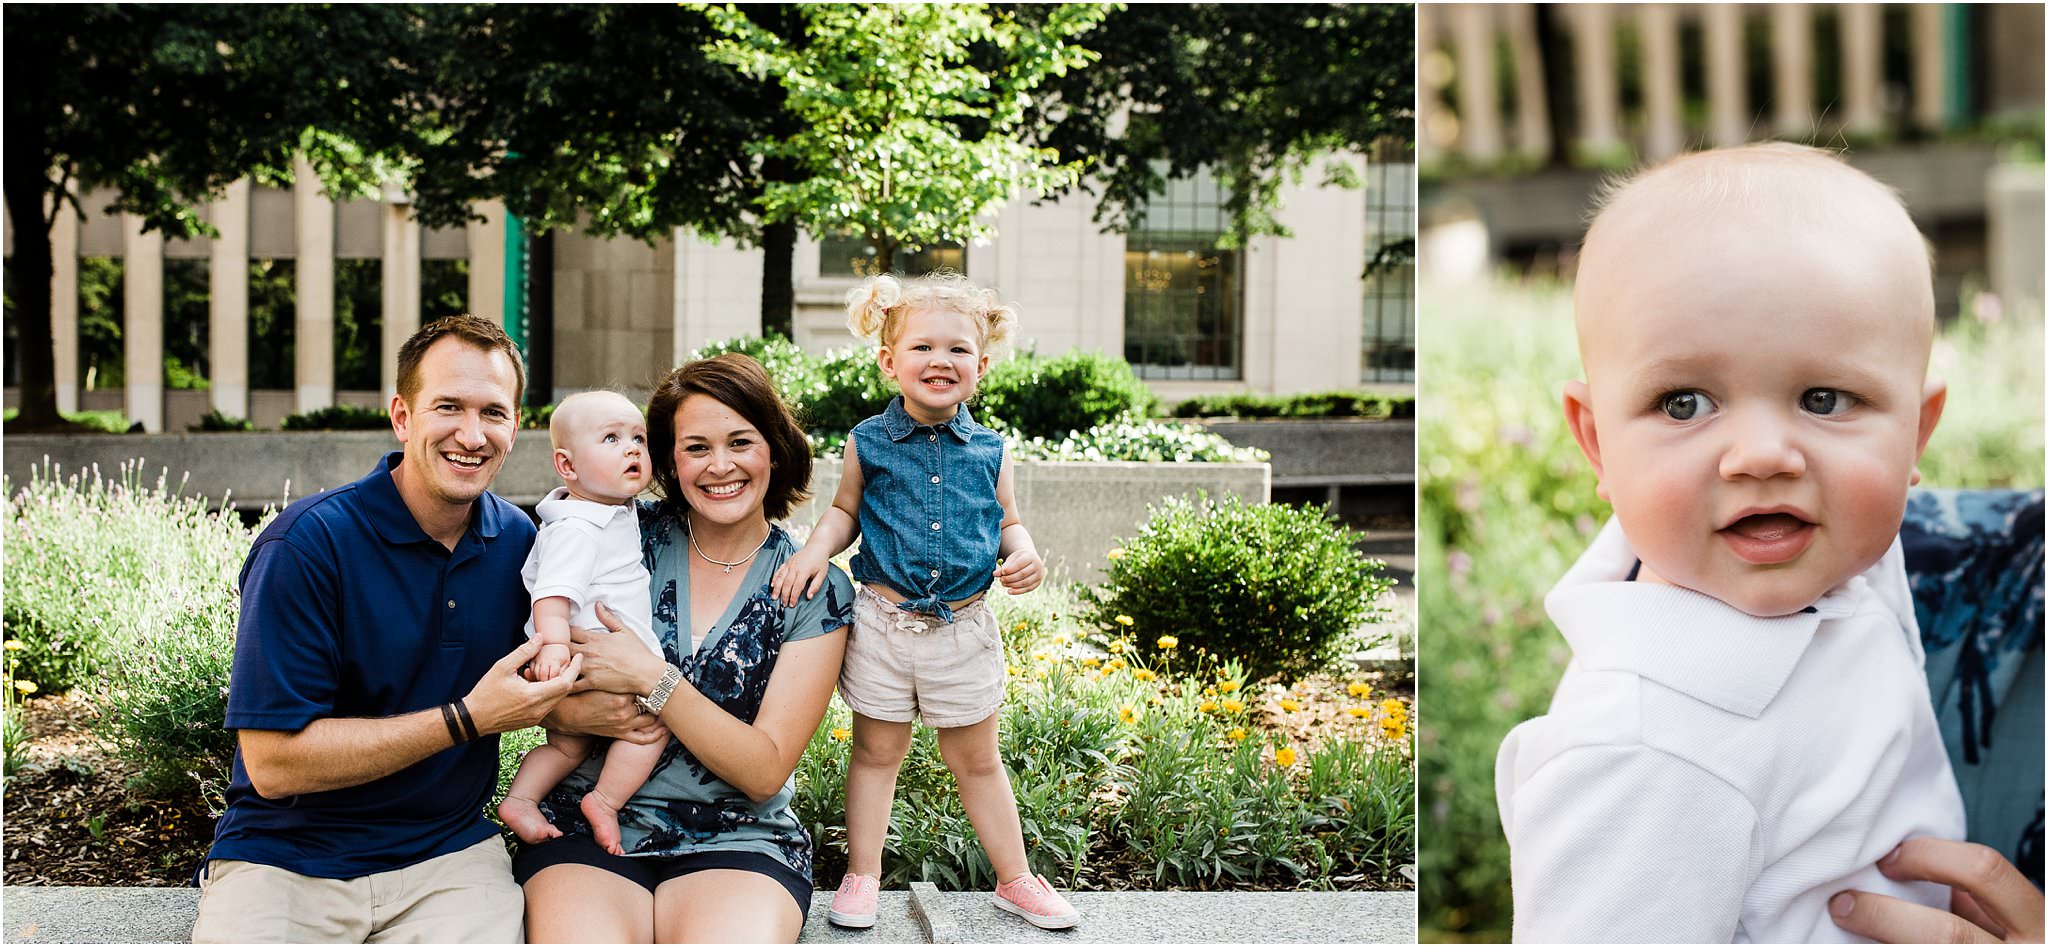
left=205, top=452, right=536, bottom=879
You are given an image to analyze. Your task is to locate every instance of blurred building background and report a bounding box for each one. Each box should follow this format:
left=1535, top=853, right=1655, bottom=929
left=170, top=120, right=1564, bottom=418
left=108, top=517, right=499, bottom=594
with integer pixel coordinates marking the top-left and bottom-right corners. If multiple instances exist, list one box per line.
left=1, top=147, right=1413, bottom=432
left=1418, top=2, right=2043, bottom=318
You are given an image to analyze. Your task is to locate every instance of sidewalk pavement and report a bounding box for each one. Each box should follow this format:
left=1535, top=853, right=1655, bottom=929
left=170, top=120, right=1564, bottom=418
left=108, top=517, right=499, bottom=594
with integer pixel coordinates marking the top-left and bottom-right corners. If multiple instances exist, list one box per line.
left=4, top=884, right=1415, bottom=944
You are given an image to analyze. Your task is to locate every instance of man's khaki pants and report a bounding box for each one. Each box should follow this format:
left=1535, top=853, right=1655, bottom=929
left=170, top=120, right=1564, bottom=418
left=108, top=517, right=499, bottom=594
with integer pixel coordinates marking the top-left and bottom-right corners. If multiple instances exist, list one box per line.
left=191, top=836, right=524, bottom=943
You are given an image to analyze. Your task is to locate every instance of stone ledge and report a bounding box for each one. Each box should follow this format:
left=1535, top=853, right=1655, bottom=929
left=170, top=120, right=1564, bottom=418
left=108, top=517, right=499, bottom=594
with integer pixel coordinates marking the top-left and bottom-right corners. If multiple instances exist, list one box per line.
left=5, top=885, right=1416, bottom=944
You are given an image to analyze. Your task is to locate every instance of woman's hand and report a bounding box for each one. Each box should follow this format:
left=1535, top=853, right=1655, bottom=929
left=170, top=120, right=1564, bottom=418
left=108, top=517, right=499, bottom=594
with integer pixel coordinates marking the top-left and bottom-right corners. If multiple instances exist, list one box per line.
left=1829, top=838, right=2044, bottom=943
left=566, top=601, right=669, bottom=698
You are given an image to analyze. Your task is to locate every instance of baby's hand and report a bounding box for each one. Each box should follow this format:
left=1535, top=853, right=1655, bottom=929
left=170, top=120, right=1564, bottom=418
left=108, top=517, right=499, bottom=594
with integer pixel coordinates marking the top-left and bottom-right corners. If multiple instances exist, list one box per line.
left=533, top=643, right=574, bottom=681
left=772, top=548, right=832, bottom=607
left=994, top=549, right=1044, bottom=595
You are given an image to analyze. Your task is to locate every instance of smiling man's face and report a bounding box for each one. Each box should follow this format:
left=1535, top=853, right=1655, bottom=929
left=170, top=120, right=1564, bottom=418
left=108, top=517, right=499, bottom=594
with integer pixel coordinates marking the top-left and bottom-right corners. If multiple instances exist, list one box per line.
left=389, top=337, right=521, bottom=518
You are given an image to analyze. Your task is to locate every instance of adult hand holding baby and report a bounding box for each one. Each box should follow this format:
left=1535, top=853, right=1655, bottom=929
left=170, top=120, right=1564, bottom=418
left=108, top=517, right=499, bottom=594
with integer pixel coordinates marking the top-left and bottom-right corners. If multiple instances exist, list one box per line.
left=1830, top=839, right=2044, bottom=944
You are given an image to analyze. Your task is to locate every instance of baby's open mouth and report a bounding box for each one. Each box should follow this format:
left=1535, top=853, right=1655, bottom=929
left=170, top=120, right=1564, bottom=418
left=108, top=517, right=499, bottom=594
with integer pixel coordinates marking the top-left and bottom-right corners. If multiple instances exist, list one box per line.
left=1722, top=512, right=1812, bottom=541
left=1718, top=511, right=1817, bottom=564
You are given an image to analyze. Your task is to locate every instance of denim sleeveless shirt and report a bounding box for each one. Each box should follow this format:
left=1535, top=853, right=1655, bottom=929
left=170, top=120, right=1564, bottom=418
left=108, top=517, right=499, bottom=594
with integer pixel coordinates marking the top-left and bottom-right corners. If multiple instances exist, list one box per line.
left=848, top=396, right=1006, bottom=621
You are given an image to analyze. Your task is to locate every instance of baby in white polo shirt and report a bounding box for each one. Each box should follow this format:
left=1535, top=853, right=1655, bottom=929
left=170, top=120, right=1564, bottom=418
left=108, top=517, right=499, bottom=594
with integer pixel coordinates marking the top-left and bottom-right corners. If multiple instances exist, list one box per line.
left=1495, top=144, right=1966, bottom=943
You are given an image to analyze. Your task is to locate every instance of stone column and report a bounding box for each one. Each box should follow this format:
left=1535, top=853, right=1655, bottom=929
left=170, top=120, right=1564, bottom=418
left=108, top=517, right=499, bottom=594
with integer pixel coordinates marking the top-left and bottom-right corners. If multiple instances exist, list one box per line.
left=380, top=189, right=421, bottom=398
left=209, top=179, right=250, bottom=420
left=1771, top=5, right=1816, bottom=136
left=467, top=200, right=507, bottom=326
left=1705, top=6, right=1749, bottom=147
left=1909, top=4, right=1947, bottom=132
left=1840, top=4, right=1884, bottom=136
left=1416, top=4, right=1451, bottom=166
left=122, top=214, right=165, bottom=432
left=1449, top=4, right=1504, bottom=164
left=1570, top=4, right=1624, bottom=161
left=1640, top=4, right=1685, bottom=161
left=50, top=193, right=79, bottom=413
left=293, top=154, right=335, bottom=411
left=1503, top=4, right=1552, bottom=161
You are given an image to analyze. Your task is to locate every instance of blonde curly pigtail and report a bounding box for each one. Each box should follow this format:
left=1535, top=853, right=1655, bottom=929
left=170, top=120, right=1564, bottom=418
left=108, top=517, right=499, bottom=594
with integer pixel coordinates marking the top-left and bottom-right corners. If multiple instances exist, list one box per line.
left=843, top=271, right=1018, bottom=357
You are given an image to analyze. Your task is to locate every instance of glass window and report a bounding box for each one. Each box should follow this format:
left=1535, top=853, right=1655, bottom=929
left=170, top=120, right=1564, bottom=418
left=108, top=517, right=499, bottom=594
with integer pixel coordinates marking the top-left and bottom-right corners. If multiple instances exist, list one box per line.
left=818, top=233, right=965, bottom=278
left=79, top=257, right=124, bottom=390
left=1124, top=166, right=1242, bottom=380
left=334, top=259, right=382, bottom=391
left=164, top=259, right=210, bottom=390
left=422, top=259, right=470, bottom=323
left=249, top=259, right=294, bottom=390
left=1362, top=150, right=1416, bottom=383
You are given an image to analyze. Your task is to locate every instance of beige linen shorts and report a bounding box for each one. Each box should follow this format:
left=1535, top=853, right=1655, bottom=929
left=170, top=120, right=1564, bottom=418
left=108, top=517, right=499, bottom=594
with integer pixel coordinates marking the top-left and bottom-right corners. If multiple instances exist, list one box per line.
left=839, top=585, right=1005, bottom=728
left=191, top=835, right=523, bottom=943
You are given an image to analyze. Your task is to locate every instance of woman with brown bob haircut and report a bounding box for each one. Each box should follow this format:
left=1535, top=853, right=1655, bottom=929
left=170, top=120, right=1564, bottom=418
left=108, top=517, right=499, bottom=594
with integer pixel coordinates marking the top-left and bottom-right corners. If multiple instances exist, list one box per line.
left=516, top=353, right=853, bottom=943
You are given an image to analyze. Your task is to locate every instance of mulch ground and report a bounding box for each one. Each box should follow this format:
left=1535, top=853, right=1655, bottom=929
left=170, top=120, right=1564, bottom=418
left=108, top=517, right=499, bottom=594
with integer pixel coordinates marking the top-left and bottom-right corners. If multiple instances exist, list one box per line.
left=3, top=673, right=1414, bottom=890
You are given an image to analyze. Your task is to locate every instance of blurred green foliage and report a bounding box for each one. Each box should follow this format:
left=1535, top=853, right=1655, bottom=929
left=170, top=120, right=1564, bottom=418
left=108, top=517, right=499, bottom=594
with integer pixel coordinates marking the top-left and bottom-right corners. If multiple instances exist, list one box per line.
left=1418, top=279, right=2043, bottom=942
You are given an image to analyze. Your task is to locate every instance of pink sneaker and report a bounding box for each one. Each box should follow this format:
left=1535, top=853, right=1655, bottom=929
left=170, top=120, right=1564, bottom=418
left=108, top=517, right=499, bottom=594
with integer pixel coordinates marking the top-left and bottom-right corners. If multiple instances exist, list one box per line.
left=828, top=873, right=880, bottom=929
left=993, top=873, right=1080, bottom=929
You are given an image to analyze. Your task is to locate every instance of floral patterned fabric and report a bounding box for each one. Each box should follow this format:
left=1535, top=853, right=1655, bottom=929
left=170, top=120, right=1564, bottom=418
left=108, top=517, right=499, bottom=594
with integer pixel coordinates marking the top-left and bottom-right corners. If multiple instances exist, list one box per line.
left=536, top=502, right=853, bottom=879
left=1901, top=489, right=2044, bottom=887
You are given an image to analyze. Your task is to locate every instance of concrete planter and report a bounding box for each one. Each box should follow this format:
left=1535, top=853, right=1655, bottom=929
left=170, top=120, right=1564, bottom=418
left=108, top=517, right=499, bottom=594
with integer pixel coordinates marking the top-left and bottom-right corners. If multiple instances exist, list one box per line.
left=1199, top=418, right=1414, bottom=487
left=4, top=432, right=1268, bottom=585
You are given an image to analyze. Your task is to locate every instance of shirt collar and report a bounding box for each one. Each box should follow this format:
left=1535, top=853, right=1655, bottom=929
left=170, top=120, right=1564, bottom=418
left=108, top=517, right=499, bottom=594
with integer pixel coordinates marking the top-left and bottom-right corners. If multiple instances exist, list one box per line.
left=1544, top=517, right=1863, bottom=719
left=880, top=395, right=981, bottom=443
left=535, top=485, right=635, bottom=527
left=361, top=451, right=506, bottom=546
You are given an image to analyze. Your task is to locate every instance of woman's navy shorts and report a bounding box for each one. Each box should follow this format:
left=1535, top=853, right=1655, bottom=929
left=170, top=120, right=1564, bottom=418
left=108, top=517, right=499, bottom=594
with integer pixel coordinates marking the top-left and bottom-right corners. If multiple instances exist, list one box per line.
left=511, top=832, right=811, bottom=922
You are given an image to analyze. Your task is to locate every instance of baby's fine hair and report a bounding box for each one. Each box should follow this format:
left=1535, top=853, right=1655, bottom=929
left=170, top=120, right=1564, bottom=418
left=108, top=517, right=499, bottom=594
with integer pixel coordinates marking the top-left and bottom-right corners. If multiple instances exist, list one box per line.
left=844, top=271, right=1017, bottom=355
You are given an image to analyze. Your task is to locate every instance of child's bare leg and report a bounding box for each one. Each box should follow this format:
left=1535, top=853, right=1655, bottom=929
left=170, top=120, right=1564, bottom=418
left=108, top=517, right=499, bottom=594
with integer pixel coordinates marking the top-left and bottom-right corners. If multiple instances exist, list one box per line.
left=934, top=714, right=1030, bottom=882
left=499, top=730, right=593, bottom=843
left=580, top=734, right=668, bottom=855
left=845, top=712, right=915, bottom=878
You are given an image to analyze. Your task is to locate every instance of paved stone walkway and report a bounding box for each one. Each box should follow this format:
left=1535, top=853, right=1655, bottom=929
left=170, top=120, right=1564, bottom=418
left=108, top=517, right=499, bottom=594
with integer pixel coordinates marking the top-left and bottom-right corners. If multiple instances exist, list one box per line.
left=4, top=884, right=1415, bottom=943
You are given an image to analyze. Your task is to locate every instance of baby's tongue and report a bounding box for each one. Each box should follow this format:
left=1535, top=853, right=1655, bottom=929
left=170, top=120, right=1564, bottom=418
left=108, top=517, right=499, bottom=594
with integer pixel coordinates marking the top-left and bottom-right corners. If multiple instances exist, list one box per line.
left=1725, top=513, right=1808, bottom=541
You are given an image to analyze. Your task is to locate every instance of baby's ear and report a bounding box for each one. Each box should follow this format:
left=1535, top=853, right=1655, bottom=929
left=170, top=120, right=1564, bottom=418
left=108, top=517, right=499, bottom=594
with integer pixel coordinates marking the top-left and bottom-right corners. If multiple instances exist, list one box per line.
left=1562, top=381, right=1610, bottom=501
left=552, top=446, right=577, bottom=482
left=1910, top=377, right=1948, bottom=486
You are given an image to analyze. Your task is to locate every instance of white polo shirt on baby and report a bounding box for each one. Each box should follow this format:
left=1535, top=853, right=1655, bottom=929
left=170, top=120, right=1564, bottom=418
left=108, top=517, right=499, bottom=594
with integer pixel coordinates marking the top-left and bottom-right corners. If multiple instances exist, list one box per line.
left=519, top=487, right=660, bottom=656
left=1496, top=518, right=1965, bottom=944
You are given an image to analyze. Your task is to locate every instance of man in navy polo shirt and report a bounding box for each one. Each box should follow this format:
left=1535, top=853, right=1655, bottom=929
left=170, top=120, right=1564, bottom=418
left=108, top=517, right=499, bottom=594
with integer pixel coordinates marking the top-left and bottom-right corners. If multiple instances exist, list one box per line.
left=193, top=315, right=583, bottom=943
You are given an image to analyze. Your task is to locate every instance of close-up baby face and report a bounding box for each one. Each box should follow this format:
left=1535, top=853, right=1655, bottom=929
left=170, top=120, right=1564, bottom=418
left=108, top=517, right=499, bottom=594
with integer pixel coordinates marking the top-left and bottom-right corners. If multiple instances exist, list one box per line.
left=1568, top=169, right=1943, bottom=617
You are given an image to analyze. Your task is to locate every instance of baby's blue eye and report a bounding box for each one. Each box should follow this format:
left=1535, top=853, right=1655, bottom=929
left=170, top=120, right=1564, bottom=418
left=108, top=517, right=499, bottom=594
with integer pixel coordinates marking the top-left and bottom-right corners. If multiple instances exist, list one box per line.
left=1660, top=391, right=1716, bottom=420
left=1802, top=389, right=1855, bottom=415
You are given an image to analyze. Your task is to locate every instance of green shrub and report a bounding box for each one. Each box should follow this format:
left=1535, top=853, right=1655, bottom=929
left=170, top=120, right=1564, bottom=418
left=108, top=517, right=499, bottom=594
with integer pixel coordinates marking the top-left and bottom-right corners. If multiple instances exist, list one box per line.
left=979, top=350, right=1155, bottom=438
left=191, top=410, right=254, bottom=432
left=1079, top=494, right=1390, bottom=682
left=1168, top=390, right=1415, bottom=421
left=1006, top=422, right=1269, bottom=464
left=803, top=346, right=896, bottom=437
left=688, top=335, right=828, bottom=416
left=99, top=589, right=242, bottom=804
left=282, top=404, right=389, bottom=431
left=519, top=403, right=556, bottom=431
left=1, top=408, right=132, bottom=433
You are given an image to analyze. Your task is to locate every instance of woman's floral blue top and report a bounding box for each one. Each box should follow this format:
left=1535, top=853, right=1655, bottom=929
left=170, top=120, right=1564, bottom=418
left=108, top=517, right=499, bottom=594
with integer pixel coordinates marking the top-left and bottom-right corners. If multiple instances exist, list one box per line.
left=536, top=501, right=853, bottom=879
left=1902, top=489, right=2043, bottom=887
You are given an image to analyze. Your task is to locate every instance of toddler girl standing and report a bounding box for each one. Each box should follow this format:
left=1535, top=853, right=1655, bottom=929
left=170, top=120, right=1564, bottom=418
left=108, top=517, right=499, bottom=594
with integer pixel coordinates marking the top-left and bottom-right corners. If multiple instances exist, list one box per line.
left=773, top=272, right=1079, bottom=930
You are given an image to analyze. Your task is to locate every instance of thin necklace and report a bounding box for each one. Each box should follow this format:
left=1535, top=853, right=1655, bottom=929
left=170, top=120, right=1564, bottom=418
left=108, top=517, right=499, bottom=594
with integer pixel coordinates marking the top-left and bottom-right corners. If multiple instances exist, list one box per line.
left=687, top=513, right=771, bottom=574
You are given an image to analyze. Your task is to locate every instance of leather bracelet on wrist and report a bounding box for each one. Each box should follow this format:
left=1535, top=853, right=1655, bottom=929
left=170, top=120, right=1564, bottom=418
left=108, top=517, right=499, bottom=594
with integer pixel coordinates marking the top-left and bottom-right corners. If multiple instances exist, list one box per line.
left=439, top=703, right=466, bottom=746
left=453, top=699, right=481, bottom=742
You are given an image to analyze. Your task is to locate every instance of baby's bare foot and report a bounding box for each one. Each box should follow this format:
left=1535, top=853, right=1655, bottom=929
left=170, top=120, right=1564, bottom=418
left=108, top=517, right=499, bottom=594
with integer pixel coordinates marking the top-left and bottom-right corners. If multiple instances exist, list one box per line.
left=497, top=795, right=562, bottom=844
left=582, top=790, right=626, bottom=856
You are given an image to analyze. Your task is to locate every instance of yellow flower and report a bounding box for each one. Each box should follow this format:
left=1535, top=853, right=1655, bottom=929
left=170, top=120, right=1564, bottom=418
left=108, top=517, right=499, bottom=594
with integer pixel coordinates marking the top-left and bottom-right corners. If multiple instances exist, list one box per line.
left=1106, top=658, right=1126, bottom=672
left=829, top=727, right=851, bottom=742
left=1218, top=680, right=1241, bottom=694
left=1052, top=633, right=1070, bottom=645
left=1119, top=703, right=1142, bottom=724
left=1156, top=635, right=1179, bottom=650
left=1006, top=665, right=1017, bottom=677
left=1106, top=548, right=1125, bottom=560
left=1279, top=698, right=1300, bottom=713
left=1133, top=668, right=1156, bottom=682
left=1381, top=718, right=1408, bottom=741
left=1082, top=657, right=1100, bottom=668
left=1033, top=651, right=1052, bottom=662
left=1115, top=615, right=1135, bottom=627
left=1033, top=668, right=1049, bottom=680
left=1380, top=698, right=1408, bottom=718
left=1345, top=706, right=1370, bottom=718
left=1274, top=746, right=1297, bottom=768
left=1108, top=639, right=1126, bottom=654
left=1225, top=727, right=1248, bottom=741
left=1202, top=685, right=1217, bottom=697
left=1198, top=699, right=1218, bottom=713
left=14, top=680, right=37, bottom=695
left=2, top=640, right=22, bottom=651
left=1221, top=698, right=1245, bottom=714
left=1346, top=682, right=1371, bottom=698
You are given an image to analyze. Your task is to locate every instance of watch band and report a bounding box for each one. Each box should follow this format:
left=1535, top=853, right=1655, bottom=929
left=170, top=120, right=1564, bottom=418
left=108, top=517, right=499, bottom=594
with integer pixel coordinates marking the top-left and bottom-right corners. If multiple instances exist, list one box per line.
left=637, top=665, right=684, bottom=715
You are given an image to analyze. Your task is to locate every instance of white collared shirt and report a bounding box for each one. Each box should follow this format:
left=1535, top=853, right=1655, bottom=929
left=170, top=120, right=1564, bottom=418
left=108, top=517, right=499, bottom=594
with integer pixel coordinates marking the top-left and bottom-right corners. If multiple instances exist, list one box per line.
left=519, top=487, right=660, bottom=655
left=1496, top=518, right=1965, bottom=944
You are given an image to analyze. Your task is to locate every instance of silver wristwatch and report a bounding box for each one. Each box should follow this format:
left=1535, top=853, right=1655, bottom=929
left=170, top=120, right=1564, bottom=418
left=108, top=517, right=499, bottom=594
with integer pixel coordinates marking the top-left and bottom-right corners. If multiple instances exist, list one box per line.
left=636, top=664, right=684, bottom=715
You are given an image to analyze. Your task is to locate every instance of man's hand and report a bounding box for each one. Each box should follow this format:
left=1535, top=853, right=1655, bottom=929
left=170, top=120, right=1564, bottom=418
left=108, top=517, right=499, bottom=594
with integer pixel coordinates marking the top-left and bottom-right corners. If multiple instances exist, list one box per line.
left=994, top=548, right=1044, bottom=595
left=463, top=636, right=582, bottom=736
left=1830, top=839, right=2045, bottom=944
